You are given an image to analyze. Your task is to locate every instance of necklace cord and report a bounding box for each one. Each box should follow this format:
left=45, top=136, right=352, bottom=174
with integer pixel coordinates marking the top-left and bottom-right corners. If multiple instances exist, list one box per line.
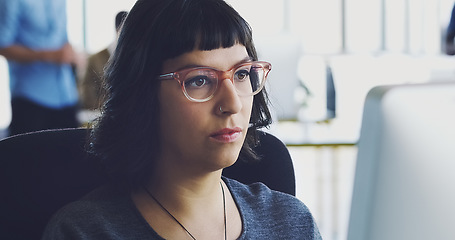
left=221, top=182, right=227, bottom=240
left=143, top=182, right=227, bottom=240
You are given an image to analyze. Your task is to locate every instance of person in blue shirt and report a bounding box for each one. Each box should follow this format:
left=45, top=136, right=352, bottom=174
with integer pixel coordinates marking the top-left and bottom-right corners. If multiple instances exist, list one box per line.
left=0, top=0, right=79, bottom=136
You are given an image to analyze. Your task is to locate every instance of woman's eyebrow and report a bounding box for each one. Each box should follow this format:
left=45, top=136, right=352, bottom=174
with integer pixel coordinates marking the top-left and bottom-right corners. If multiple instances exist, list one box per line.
left=175, top=56, right=253, bottom=72
left=239, top=56, right=254, bottom=64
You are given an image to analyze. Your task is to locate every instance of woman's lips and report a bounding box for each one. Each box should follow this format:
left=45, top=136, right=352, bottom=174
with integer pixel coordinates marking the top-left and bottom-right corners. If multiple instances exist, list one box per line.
left=210, top=127, right=242, bottom=143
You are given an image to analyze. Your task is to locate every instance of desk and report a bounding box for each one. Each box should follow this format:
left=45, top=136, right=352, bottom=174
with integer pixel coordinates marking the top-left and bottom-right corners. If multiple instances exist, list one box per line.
left=268, top=121, right=357, bottom=240
left=267, top=120, right=358, bottom=146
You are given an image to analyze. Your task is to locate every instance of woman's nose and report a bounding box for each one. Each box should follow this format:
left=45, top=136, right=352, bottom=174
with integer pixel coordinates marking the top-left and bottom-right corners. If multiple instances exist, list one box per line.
left=215, top=78, right=242, bottom=115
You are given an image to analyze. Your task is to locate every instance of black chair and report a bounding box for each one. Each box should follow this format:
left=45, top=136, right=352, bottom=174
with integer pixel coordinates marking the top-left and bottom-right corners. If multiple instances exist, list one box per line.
left=0, top=128, right=295, bottom=239
left=223, top=131, right=296, bottom=196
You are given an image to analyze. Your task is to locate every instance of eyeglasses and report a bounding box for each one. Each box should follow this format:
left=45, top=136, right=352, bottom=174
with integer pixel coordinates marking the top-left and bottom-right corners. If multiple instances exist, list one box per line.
left=158, top=61, right=272, bottom=102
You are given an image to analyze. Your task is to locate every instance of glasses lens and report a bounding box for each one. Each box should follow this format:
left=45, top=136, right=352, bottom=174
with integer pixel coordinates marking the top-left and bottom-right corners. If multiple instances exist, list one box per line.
left=234, top=63, right=266, bottom=96
left=178, top=62, right=270, bottom=101
left=183, top=69, right=218, bottom=100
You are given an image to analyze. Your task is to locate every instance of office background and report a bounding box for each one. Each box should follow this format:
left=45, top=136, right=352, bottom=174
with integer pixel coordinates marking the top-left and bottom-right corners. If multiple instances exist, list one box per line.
left=1, top=0, right=455, bottom=239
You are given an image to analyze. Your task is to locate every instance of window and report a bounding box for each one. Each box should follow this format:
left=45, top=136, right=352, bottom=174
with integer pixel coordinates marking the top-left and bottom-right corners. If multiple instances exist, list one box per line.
left=67, top=0, right=136, bottom=54
left=67, top=0, right=454, bottom=55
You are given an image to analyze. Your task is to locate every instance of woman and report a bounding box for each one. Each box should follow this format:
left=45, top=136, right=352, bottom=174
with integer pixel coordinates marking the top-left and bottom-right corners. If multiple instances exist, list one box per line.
left=42, top=0, right=322, bottom=239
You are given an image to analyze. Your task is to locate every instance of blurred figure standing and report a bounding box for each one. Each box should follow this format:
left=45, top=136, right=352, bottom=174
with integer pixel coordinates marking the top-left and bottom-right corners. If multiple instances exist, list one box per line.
left=445, top=3, right=455, bottom=55
left=79, top=11, right=128, bottom=110
left=0, top=0, right=80, bottom=136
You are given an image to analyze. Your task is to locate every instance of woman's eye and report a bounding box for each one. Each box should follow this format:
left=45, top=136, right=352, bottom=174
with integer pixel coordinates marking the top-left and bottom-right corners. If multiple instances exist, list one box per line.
left=185, top=76, right=211, bottom=88
left=234, top=70, right=250, bottom=81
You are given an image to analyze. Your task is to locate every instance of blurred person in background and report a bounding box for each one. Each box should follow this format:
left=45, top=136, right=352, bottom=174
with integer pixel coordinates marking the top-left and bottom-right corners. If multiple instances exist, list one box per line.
left=445, top=3, right=455, bottom=55
left=0, top=0, right=80, bottom=136
left=79, top=11, right=128, bottom=110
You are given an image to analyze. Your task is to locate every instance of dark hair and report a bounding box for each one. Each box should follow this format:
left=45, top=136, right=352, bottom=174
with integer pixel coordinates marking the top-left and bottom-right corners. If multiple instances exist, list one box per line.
left=115, top=11, right=128, bottom=31
left=90, top=0, right=272, bottom=190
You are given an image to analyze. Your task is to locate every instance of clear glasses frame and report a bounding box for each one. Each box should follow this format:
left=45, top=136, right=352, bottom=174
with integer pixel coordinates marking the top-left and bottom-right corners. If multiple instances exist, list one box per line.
left=158, top=61, right=272, bottom=102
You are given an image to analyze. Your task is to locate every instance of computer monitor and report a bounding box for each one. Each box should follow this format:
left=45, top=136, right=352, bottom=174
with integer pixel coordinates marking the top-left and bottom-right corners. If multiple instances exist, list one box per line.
left=347, top=82, right=455, bottom=240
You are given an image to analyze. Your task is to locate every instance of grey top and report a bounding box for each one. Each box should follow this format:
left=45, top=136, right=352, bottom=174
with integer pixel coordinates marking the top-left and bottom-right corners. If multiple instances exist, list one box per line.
left=42, top=177, right=322, bottom=239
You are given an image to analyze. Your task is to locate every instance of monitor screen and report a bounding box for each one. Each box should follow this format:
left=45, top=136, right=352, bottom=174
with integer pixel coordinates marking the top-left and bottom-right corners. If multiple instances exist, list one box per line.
left=347, top=82, right=455, bottom=240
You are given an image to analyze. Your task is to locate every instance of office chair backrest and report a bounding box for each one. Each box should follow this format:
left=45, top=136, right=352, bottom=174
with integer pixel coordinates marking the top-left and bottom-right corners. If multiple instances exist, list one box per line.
left=0, top=128, right=295, bottom=239
left=0, top=128, right=103, bottom=239
left=223, top=130, right=296, bottom=195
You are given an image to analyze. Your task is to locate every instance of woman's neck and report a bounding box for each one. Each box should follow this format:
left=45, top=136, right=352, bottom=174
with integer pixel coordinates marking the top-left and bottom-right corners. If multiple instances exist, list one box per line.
left=132, top=173, right=231, bottom=240
left=149, top=172, right=223, bottom=205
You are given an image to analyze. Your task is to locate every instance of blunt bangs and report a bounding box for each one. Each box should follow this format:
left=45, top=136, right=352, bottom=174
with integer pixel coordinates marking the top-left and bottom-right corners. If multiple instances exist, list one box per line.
left=159, top=0, right=255, bottom=60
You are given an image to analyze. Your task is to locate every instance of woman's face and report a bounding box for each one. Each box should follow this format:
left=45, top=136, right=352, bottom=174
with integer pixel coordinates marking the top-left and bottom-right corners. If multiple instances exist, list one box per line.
left=158, top=44, right=253, bottom=173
